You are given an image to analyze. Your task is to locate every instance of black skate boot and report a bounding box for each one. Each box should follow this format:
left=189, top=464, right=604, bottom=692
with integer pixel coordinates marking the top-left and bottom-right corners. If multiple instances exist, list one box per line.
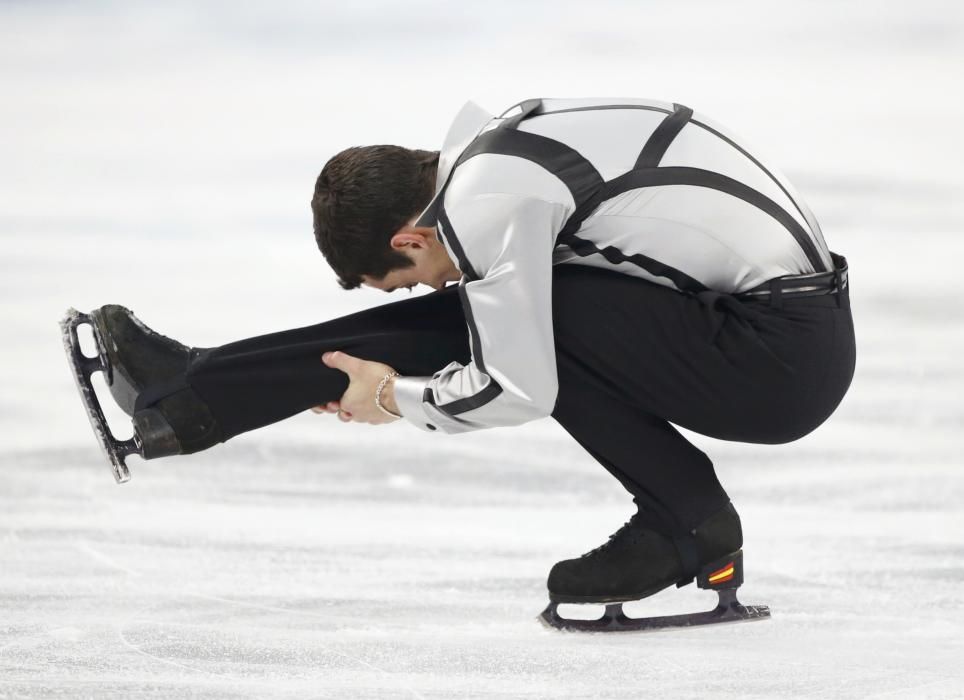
left=540, top=502, right=770, bottom=632
left=88, top=304, right=194, bottom=415
left=61, top=305, right=222, bottom=483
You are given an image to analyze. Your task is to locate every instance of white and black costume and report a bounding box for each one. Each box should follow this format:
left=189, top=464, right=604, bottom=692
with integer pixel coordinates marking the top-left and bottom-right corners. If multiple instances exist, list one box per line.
left=393, top=97, right=848, bottom=437
left=184, top=96, right=856, bottom=539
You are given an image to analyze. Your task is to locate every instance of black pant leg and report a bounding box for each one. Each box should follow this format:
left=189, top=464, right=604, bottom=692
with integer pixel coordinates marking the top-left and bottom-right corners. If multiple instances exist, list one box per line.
left=183, top=263, right=854, bottom=537
left=548, top=264, right=855, bottom=531
left=186, top=285, right=470, bottom=441
left=552, top=346, right=730, bottom=532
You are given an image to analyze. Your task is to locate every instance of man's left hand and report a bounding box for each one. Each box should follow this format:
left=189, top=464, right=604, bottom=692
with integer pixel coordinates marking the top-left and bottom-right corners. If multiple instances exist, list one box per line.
left=319, top=351, right=401, bottom=425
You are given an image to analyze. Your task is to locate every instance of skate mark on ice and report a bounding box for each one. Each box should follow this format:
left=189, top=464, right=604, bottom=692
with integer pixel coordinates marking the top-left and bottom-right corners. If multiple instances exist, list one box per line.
left=116, top=601, right=238, bottom=680
left=764, top=657, right=960, bottom=700
left=862, top=675, right=964, bottom=700
left=184, top=591, right=429, bottom=700
left=75, top=540, right=143, bottom=578
left=77, top=541, right=428, bottom=700
left=0, top=630, right=47, bottom=661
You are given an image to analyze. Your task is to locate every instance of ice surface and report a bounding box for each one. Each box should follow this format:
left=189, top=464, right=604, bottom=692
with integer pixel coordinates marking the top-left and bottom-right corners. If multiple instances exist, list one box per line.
left=2, top=1, right=963, bottom=698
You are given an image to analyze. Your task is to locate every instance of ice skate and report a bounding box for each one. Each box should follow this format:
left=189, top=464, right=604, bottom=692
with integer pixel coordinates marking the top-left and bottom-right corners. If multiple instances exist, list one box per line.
left=60, top=306, right=221, bottom=483
left=539, top=503, right=771, bottom=632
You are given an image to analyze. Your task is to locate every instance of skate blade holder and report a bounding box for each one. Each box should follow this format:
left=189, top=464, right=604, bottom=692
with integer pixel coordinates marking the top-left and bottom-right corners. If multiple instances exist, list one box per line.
left=60, top=308, right=139, bottom=484
left=540, top=550, right=771, bottom=632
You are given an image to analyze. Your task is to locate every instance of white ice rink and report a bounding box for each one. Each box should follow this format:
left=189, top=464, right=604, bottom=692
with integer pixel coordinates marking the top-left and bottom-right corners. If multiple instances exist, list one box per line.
left=2, top=2, right=963, bottom=698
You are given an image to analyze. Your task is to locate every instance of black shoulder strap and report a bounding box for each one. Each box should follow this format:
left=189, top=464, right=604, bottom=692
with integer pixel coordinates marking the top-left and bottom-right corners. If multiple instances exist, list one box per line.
left=433, top=100, right=605, bottom=251
left=635, top=103, right=693, bottom=168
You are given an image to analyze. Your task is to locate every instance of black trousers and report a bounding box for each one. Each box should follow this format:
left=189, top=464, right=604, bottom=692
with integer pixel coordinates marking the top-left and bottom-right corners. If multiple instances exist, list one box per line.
left=186, top=264, right=856, bottom=535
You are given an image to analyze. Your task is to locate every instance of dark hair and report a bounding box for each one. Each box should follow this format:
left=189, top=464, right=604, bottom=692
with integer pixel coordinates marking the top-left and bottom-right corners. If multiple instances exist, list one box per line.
left=311, top=145, right=440, bottom=289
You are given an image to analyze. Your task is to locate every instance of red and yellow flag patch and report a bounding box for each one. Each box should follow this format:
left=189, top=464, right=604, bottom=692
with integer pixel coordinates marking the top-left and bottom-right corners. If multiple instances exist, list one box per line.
left=707, top=562, right=735, bottom=584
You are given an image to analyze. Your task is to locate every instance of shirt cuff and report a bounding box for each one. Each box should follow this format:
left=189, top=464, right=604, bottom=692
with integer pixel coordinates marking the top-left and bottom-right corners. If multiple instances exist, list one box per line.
left=392, top=375, right=440, bottom=432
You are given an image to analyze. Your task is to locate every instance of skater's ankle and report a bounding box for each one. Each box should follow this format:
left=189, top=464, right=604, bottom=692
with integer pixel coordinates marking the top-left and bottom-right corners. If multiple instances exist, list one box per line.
left=134, top=387, right=223, bottom=458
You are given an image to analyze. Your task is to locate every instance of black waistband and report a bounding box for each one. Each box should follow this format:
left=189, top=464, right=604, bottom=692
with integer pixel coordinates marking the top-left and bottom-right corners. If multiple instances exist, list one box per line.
left=736, top=251, right=848, bottom=300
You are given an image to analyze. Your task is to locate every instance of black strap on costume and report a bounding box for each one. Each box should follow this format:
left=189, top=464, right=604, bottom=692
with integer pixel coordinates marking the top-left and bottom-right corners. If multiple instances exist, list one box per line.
left=455, top=126, right=605, bottom=209
left=424, top=283, right=504, bottom=416
left=436, top=98, right=834, bottom=302
left=770, top=277, right=784, bottom=310
left=736, top=251, right=850, bottom=308
left=601, top=167, right=829, bottom=275
left=832, top=252, right=847, bottom=309
left=436, top=206, right=480, bottom=281
left=556, top=105, right=697, bottom=240
left=635, top=103, right=693, bottom=169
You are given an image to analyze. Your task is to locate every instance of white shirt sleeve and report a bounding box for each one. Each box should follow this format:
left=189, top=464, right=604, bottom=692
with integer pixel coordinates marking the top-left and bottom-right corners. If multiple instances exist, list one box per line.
left=393, top=193, right=569, bottom=433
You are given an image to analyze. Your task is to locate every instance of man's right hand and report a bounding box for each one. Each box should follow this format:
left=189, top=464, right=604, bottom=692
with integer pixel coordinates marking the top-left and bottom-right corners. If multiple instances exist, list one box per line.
left=311, top=401, right=352, bottom=422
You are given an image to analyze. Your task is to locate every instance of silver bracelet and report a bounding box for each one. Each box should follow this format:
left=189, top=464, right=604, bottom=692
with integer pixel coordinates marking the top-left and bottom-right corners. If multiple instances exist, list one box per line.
left=375, top=370, right=402, bottom=419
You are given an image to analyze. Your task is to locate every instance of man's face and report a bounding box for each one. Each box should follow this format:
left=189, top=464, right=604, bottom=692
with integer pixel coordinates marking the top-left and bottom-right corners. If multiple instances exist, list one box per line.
left=360, top=229, right=457, bottom=293
left=362, top=257, right=429, bottom=294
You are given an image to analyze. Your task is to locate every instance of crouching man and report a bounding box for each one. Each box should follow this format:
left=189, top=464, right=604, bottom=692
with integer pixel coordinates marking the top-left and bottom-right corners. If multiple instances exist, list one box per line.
left=63, top=97, right=855, bottom=631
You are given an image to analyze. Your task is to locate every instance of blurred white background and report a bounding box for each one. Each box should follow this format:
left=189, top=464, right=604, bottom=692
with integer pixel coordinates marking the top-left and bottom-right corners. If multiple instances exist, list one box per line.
left=2, top=2, right=963, bottom=698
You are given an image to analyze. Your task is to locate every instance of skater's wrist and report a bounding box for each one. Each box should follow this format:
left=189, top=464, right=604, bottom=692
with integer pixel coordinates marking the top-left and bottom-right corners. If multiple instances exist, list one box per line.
left=375, top=371, right=402, bottom=418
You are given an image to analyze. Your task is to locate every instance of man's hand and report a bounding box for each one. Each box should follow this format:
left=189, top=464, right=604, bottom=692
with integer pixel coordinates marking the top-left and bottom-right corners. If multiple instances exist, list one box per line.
left=313, top=351, right=401, bottom=425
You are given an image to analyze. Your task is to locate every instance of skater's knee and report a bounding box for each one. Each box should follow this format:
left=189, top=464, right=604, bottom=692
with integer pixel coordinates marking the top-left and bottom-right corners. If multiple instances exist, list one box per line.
left=755, top=420, right=821, bottom=445
left=724, top=410, right=822, bottom=445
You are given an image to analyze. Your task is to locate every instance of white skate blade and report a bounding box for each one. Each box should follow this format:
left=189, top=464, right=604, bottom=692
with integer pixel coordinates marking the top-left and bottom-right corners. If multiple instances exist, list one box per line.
left=60, top=308, right=139, bottom=484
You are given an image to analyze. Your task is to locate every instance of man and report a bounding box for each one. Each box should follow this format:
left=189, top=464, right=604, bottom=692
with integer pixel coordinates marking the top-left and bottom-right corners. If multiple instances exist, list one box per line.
left=62, top=97, right=856, bottom=631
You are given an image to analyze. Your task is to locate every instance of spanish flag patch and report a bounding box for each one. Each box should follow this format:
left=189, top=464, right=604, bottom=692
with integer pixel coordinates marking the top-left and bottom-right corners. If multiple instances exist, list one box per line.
left=707, top=562, right=735, bottom=584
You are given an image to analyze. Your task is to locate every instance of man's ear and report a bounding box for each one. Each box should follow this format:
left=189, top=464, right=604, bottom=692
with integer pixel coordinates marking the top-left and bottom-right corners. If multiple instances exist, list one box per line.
left=390, top=226, right=433, bottom=251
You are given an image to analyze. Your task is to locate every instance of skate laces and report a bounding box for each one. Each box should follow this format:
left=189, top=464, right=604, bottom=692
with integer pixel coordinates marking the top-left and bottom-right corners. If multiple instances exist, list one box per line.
left=579, top=512, right=643, bottom=559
